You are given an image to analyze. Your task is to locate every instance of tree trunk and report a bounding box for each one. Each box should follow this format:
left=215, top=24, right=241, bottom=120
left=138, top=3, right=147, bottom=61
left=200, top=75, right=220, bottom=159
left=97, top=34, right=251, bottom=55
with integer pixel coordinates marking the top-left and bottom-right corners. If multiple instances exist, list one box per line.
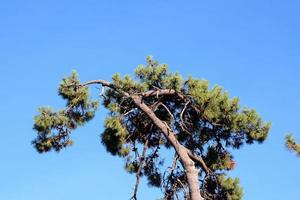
left=132, top=96, right=204, bottom=200
left=181, top=155, right=203, bottom=200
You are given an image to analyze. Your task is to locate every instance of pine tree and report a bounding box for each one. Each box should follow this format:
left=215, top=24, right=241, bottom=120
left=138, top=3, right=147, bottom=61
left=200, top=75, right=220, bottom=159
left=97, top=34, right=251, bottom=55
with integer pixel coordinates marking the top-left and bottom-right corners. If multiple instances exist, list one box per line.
left=33, top=56, right=270, bottom=200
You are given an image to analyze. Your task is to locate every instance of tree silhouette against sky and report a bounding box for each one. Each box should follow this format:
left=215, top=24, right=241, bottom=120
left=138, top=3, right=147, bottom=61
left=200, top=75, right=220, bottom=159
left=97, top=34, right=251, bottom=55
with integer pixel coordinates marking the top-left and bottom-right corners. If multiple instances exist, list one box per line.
left=33, top=57, right=270, bottom=200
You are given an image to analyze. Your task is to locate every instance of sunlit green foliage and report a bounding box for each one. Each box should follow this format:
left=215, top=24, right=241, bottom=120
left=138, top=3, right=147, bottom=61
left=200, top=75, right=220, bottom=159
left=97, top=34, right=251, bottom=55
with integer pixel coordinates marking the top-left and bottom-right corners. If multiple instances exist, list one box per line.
left=218, top=175, right=243, bottom=200
left=33, top=72, right=98, bottom=153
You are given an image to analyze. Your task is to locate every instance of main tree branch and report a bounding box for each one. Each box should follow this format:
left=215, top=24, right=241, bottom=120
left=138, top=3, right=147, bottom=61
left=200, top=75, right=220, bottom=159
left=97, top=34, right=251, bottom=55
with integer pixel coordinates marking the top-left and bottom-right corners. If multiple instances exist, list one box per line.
left=81, top=79, right=204, bottom=200
left=130, top=95, right=204, bottom=200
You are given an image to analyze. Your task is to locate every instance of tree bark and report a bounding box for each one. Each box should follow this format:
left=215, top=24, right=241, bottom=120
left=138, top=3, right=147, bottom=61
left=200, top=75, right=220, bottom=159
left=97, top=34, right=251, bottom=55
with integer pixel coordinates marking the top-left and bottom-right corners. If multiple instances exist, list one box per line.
left=131, top=95, right=204, bottom=200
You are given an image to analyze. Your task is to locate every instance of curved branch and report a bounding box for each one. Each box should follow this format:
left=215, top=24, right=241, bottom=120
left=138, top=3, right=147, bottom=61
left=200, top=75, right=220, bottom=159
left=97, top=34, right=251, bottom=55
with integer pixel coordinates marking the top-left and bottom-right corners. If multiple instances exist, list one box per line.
left=180, top=101, right=192, bottom=135
left=176, top=178, right=188, bottom=200
left=156, top=102, right=175, bottom=123
left=81, top=79, right=114, bottom=88
left=81, top=79, right=130, bottom=97
left=81, top=79, right=179, bottom=98
left=187, top=151, right=211, bottom=175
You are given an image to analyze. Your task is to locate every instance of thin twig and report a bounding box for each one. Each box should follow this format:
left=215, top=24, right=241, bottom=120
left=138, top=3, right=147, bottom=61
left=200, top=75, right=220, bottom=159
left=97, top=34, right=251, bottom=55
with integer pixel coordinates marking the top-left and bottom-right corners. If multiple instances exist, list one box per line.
left=131, top=139, right=149, bottom=200
left=122, top=108, right=137, bottom=117
left=177, top=178, right=188, bottom=200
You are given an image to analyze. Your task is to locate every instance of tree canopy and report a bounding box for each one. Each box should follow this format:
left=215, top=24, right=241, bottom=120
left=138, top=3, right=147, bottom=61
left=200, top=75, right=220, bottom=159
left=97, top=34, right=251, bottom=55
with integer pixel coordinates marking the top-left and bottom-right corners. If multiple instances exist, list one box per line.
left=33, top=56, right=270, bottom=200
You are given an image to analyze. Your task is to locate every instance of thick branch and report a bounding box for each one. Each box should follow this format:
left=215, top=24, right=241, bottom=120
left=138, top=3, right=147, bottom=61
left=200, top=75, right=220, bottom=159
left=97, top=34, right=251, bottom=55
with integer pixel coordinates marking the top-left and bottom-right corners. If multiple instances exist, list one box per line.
left=130, top=95, right=204, bottom=200
left=141, top=89, right=177, bottom=97
left=82, top=80, right=178, bottom=99
left=81, top=79, right=114, bottom=88
left=131, top=95, right=184, bottom=154
left=80, top=79, right=204, bottom=200
left=81, top=79, right=130, bottom=97
left=81, top=79, right=115, bottom=88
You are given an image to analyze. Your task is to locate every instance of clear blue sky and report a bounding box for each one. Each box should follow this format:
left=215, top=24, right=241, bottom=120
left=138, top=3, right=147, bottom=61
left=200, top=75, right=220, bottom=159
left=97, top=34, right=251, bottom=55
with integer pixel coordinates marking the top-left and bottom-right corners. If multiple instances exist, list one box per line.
left=1, top=1, right=300, bottom=199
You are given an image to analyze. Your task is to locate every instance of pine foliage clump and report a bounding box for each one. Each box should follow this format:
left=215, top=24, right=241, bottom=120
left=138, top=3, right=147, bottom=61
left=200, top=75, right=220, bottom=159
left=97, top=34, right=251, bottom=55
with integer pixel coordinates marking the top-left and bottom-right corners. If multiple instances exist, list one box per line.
left=33, top=72, right=98, bottom=153
left=285, top=134, right=300, bottom=156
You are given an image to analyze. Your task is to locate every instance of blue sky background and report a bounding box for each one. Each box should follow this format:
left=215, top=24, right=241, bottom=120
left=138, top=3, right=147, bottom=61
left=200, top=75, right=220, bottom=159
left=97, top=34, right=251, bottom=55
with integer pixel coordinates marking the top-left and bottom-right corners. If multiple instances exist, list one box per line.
left=1, top=1, right=300, bottom=199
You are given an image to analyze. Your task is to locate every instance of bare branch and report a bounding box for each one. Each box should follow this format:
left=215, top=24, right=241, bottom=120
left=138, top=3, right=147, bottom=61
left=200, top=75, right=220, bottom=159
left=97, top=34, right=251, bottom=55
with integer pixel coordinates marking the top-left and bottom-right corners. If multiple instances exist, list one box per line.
left=81, top=79, right=113, bottom=88
left=187, top=151, right=211, bottom=175
left=170, top=153, right=179, bottom=174
left=177, top=178, right=188, bottom=200
left=81, top=79, right=130, bottom=97
left=122, top=108, right=137, bottom=117
left=180, top=101, right=192, bottom=135
left=163, top=153, right=179, bottom=199
left=131, top=139, right=149, bottom=200
left=141, top=89, right=177, bottom=98
left=81, top=80, right=184, bottom=107
left=155, top=102, right=175, bottom=122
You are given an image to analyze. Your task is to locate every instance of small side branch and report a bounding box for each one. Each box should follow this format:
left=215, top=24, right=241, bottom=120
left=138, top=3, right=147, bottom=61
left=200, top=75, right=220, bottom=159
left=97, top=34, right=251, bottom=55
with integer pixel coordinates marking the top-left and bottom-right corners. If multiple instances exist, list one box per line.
left=163, top=153, right=179, bottom=199
left=180, top=101, right=192, bottom=134
left=122, top=108, right=137, bottom=117
left=170, top=153, right=179, bottom=175
left=177, top=178, right=188, bottom=200
left=131, top=139, right=149, bottom=200
left=155, top=102, right=175, bottom=122
left=187, top=151, right=211, bottom=175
